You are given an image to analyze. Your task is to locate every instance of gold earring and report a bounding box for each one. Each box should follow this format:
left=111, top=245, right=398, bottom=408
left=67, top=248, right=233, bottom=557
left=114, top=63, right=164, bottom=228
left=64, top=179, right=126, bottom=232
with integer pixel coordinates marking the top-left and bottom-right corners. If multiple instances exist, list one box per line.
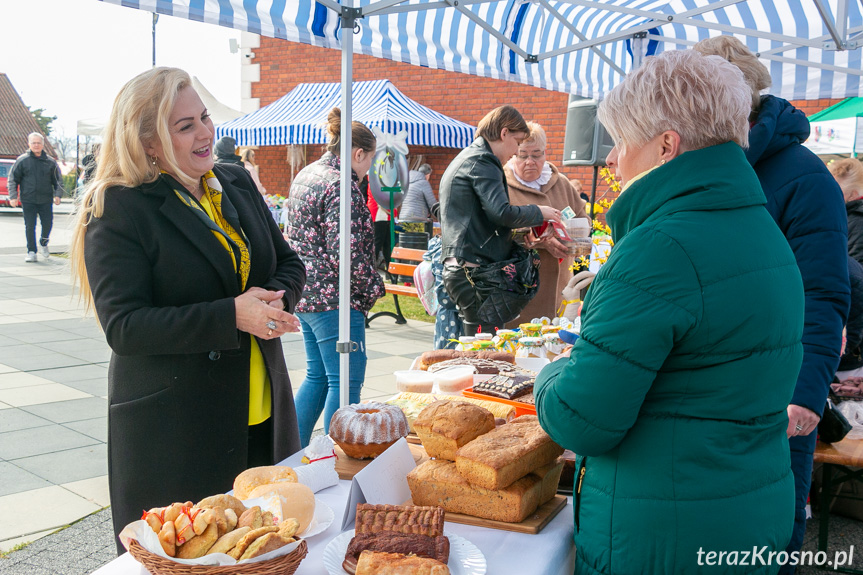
left=660, top=159, right=666, bottom=166
left=150, top=156, right=158, bottom=166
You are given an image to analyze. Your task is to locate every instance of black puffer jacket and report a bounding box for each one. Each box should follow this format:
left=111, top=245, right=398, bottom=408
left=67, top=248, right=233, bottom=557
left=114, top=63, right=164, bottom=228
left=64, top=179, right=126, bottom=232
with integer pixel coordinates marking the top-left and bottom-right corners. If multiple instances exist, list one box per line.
left=847, top=199, right=863, bottom=266
left=7, top=151, right=62, bottom=203
left=439, top=137, right=542, bottom=265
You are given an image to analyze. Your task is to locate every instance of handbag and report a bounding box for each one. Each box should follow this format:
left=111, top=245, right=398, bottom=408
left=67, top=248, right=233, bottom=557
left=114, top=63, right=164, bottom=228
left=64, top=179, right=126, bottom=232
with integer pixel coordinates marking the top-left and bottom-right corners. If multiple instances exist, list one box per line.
left=466, top=244, right=541, bottom=329
left=818, top=397, right=853, bottom=444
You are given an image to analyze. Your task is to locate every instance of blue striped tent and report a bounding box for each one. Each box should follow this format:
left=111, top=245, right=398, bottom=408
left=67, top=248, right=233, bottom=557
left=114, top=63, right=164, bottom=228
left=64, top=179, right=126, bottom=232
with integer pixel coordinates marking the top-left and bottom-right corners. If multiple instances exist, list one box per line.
left=102, top=0, right=863, bottom=100
left=215, top=79, right=475, bottom=148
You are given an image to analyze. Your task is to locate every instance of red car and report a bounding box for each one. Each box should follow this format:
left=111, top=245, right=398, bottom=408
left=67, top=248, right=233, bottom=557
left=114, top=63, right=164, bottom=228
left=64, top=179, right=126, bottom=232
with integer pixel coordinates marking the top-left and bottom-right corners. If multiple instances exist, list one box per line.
left=0, top=159, right=14, bottom=206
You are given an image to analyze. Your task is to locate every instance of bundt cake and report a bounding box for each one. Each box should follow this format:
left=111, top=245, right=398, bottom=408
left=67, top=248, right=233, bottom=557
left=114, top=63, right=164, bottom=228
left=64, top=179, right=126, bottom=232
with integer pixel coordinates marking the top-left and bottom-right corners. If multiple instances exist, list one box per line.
left=329, top=402, right=409, bottom=459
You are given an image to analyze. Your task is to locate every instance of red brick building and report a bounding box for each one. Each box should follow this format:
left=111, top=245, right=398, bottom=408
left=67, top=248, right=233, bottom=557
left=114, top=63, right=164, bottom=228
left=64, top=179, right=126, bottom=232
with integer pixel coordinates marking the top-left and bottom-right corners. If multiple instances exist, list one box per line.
left=251, top=38, right=841, bottom=204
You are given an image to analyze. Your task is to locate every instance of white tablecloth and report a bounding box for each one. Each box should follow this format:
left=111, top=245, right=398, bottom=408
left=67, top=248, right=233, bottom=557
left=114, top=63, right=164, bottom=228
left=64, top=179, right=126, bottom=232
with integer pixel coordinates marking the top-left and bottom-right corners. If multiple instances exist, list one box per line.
left=92, top=450, right=575, bottom=575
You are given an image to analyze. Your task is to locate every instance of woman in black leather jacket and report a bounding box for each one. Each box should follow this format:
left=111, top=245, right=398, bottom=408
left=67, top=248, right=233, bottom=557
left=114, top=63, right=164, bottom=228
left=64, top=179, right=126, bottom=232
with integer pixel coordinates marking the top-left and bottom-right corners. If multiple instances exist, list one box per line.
left=439, top=105, right=560, bottom=335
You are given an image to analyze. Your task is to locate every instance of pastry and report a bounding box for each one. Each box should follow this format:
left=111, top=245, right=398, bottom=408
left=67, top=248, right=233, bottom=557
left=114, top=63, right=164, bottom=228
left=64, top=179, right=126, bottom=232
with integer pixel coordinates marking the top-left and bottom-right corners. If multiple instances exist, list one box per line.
left=238, top=506, right=263, bottom=530
left=354, top=551, right=450, bottom=575
left=195, top=494, right=247, bottom=519
left=426, top=357, right=516, bottom=374
left=228, top=525, right=279, bottom=560
left=471, top=373, right=535, bottom=400
left=418, top=349, right=514, bottom=370
left=247, top=482, right=316, bottom=534
left=329, top=402, right=409, bottom=459
left=157, top=520, right=176, bottom=557
left=206, top=526, right=250, bottom=556
left=354, top=504, right=445, bottom=537
left=176, top=520, right=218, bottom=559
left=239, top=531, right=290, bottom=561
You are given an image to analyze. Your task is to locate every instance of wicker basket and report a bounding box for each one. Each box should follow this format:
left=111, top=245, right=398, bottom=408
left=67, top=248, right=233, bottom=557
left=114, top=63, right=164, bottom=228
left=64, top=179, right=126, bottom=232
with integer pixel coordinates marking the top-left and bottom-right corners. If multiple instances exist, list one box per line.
left=128, top=538, right=308, bottom=575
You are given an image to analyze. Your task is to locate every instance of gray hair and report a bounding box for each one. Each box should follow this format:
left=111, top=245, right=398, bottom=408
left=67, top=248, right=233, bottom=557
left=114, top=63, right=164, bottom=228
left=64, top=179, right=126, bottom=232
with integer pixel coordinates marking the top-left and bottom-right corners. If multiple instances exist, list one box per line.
left=417, top=163, right=432, bottom=176
left=693, top=36, right=772, bottom=113
left=597, top=50, right=750, bottom=153
left=28, top=133, right=44, bottom=143
left=522, top=121, right=547, bottom=149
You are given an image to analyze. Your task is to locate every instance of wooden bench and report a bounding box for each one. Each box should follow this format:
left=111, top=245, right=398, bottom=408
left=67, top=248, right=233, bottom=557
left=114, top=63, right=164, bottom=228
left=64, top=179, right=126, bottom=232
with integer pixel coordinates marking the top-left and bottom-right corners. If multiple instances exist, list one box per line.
left=366, top=246, right=426, bottom=326
left=813, top=437, right=863, bottom=573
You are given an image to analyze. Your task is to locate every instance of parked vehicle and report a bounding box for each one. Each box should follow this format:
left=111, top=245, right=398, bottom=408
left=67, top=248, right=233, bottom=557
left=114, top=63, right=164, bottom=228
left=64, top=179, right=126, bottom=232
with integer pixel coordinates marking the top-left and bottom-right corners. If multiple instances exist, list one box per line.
left=0, top=159, right=14, bottom=206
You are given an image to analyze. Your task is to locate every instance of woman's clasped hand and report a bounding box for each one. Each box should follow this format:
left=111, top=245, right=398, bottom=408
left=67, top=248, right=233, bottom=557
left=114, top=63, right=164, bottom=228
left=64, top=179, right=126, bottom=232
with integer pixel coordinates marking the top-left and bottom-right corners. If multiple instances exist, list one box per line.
left=235, top=287, right=301, bottom=339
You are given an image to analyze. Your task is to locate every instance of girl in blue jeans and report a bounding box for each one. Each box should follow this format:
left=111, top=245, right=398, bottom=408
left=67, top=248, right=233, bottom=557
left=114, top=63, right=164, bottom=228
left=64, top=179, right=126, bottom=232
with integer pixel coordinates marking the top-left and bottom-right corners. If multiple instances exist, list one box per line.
left=284, top=108, right=385, bottom=447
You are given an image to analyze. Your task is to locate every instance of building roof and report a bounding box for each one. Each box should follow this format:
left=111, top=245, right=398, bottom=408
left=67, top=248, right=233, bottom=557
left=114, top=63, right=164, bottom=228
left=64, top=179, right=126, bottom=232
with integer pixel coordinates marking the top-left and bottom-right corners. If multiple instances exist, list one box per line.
left=0, top=74, right=55, bottom=160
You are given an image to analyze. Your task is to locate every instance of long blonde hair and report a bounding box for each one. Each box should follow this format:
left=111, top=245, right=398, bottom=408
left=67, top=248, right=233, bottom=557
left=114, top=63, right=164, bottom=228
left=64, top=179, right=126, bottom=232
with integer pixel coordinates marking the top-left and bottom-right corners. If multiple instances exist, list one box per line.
left=70, top=67, right=196, bottom=317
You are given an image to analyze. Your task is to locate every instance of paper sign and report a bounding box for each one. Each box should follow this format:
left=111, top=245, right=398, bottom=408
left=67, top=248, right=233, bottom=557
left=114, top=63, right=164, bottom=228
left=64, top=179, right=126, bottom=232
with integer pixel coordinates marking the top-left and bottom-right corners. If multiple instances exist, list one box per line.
left=340, top=437, right=417, bottom=530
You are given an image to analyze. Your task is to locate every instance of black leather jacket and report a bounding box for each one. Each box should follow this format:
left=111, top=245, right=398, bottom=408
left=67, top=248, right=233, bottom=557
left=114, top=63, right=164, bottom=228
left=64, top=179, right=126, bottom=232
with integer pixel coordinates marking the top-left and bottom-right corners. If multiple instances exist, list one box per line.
left=439, top=137, right=542, bottom=265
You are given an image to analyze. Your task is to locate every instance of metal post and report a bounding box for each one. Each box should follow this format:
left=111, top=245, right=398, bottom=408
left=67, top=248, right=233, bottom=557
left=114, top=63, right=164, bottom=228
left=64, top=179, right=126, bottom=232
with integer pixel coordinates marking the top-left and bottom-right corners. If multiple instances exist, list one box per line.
left=152, top=13, right=159, bottom=67
left=337, top=3, right=356, bottom=409
left=589, top=165, right=598, bottom=221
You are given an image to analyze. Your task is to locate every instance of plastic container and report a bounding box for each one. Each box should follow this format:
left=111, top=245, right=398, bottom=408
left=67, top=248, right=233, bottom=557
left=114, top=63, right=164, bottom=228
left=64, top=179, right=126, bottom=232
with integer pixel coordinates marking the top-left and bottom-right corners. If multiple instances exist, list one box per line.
left=433, top=366, right=476, bottom=394
left=563, top=218, right=592, bottom=258
left=472, top=340, right=495, bottom=350
left=494, top=329, right=519, bottom=354
left=544, top=333, right=565, bottom=360
left=393, top=370, right=435, bottom=393
left=475, top=332, right=493, bottom=341
left=519, top=323, right=542, bottom=338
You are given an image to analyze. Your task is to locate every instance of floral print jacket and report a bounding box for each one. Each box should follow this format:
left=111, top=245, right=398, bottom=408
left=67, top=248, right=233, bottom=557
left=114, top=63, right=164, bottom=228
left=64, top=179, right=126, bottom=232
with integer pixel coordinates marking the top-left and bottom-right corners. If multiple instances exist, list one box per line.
left=285, top=152, right=385, bottom=314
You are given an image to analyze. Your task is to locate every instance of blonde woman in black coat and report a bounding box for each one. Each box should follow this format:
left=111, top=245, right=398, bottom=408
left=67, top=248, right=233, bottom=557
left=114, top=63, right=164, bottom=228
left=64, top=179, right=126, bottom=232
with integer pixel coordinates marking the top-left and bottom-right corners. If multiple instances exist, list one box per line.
left=70, top=67, right=306, bottom=551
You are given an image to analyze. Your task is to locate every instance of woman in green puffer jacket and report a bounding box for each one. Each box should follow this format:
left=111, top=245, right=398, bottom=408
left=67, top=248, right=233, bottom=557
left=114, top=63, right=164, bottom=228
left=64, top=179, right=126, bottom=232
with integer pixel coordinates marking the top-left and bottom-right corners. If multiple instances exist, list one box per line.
left=535, top=50, right=804, bottom=575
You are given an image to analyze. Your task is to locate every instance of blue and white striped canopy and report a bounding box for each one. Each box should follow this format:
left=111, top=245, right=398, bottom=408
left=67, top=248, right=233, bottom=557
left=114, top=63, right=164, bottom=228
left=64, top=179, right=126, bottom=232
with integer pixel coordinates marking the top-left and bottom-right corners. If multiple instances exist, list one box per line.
left=214, top=79, right=475, bottom=147
left=101, top=0, right=862, bottom=100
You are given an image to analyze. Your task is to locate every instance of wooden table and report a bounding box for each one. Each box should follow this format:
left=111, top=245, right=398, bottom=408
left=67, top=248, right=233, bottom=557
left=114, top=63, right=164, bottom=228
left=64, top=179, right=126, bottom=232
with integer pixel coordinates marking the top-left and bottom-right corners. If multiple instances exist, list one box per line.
left=813, top=438, right=863, bottom=573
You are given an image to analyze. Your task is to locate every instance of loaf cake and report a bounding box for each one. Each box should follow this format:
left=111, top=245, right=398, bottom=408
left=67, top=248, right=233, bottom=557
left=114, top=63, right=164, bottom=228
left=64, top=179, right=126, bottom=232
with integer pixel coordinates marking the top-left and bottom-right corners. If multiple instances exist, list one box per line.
left=385, top=392, right=516, bottom=431
left=407, top=459, right=543, bottom=523
left=418, top=350, right=514, bottom=370
left=413, top=401, right=495, bottom=461
left=455, top=415, right=564, bottom=490
left=355, top=551, right=450, bottom=575
left=532, top=457, right=565, bottom=504
left=329, top=402, right=409, bottom=459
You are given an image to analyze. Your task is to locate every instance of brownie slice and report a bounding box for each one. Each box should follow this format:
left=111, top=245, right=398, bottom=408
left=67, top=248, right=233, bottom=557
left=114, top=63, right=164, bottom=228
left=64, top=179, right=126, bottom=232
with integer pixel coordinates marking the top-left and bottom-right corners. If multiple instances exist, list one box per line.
left=472, top=373, right=535, bottom=400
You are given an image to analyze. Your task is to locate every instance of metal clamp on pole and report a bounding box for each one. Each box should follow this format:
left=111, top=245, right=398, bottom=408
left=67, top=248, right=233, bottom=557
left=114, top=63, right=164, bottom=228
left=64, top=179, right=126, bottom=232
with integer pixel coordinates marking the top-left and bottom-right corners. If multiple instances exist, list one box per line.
left=336, top=341, right=359, bottom=354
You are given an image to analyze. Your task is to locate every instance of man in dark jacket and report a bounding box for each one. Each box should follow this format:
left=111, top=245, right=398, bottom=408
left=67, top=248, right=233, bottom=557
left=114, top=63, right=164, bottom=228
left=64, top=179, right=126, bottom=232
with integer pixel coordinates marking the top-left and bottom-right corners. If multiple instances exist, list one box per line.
left=214, top=136, right=243, bottom=165
left=8, top=133, right=63, bottom=262
left=697, top=38, right=851, bottom=573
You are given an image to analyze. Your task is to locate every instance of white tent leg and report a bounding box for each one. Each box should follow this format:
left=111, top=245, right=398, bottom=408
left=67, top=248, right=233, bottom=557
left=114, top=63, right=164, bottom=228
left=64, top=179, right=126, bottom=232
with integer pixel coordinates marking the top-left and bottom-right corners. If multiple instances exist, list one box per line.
left=338, top=3, right=355, bottom=409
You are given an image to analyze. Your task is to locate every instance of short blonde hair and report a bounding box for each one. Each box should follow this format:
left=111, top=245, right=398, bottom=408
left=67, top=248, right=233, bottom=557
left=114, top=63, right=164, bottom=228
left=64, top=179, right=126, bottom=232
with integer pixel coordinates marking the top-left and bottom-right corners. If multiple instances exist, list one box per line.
left=597, top=50, right=750, bottom=153
left=693, top=36, right=772, bottom=113
left=70, top=67, right=196, bottom=318
left=522, top=121, right=547, bottom=149
left=829, top=158, right=863, bottom=201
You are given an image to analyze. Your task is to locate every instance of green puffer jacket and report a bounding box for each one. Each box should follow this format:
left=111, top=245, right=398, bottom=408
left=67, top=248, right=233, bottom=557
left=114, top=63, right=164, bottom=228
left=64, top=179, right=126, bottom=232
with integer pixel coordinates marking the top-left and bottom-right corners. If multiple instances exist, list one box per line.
left=535, top=142, right=803, bottom=575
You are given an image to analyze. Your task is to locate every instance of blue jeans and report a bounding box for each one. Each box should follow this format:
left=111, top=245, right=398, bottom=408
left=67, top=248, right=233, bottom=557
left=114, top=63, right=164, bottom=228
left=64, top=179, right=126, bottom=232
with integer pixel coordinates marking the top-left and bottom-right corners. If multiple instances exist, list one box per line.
left=22, top=202, right=53, bottom=253
left=295, top=308, right=366, bottom=447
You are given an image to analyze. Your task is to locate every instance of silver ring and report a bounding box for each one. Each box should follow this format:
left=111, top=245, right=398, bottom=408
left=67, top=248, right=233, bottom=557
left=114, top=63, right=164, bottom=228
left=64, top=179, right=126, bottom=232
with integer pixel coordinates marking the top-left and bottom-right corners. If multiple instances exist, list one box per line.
left=795, top=424, right=803, bottom=431
left=266, top=320, right=277, bottom=330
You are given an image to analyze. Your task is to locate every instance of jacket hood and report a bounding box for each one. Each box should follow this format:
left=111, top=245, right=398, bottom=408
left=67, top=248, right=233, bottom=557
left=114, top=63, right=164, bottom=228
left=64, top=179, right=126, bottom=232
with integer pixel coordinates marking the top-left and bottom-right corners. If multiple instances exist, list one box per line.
left=214, top=137, right=238, bottom=159
left=606, top=141, right=765, bottom=243
left=745, top=95, right=810, bottom=166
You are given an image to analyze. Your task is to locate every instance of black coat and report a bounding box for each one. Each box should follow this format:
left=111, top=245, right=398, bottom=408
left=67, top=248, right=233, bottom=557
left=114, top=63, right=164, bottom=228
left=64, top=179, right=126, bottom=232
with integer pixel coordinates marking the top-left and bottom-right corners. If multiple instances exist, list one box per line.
left=8, top=150, right=62, bottom=203
left=847, top=199, right=863, bottom=266
left=439, top=137, right=542, bottom=265
left=84, top=164, right=306, bottom=543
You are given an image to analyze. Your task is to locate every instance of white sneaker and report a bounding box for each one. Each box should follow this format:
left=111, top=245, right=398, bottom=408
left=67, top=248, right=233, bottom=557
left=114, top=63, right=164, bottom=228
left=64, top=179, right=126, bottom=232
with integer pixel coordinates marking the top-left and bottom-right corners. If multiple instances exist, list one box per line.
left=39, top=245, right=49, bottom=259
left=25, top=252, right=37, bottom=263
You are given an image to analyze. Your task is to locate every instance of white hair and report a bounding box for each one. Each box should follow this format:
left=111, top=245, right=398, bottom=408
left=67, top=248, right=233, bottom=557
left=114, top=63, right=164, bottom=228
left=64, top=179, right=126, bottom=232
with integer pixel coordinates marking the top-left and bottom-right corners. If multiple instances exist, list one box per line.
left=597, top=50, right=751, bottom=153
left=28, top=133, right=44, bottom=143
left=523, top=121, right=547, bottom=149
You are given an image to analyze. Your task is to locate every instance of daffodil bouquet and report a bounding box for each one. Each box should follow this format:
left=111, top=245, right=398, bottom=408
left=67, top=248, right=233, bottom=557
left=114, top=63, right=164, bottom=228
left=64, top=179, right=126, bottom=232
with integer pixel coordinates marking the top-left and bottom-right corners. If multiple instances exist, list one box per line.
left=570, top=167, right=619, bottom=272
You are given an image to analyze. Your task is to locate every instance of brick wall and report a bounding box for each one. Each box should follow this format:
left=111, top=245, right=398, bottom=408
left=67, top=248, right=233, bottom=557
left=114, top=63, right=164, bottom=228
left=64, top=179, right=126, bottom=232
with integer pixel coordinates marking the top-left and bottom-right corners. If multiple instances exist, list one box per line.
left=252, top=37, right=840, bottom=206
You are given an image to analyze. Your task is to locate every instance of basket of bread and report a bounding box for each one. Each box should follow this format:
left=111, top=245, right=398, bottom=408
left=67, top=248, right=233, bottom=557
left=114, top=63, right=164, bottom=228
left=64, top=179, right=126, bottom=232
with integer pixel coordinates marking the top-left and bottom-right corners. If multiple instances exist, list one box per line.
left=120, top=465, right=321, bottom=575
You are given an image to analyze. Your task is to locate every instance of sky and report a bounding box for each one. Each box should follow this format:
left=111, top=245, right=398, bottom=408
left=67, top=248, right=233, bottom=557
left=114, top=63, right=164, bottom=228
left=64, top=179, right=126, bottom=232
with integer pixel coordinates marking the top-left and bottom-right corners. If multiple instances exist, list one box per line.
left=0, top=0, right=242, bottom=141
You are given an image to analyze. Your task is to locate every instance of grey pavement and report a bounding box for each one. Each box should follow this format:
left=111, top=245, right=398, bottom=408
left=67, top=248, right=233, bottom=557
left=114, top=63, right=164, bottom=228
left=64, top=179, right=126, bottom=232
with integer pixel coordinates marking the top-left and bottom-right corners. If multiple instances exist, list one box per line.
left=0, top=202, right=862, bottom=573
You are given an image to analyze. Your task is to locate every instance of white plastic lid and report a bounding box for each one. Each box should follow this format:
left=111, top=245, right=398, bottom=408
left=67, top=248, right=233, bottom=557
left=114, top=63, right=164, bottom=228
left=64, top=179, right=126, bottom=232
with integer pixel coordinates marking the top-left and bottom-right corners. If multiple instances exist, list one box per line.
left=458, top=336, right=476, bottom=343
left=519, top=337, right=545, bottom=346
left=475, top=333, right=493, bottom=340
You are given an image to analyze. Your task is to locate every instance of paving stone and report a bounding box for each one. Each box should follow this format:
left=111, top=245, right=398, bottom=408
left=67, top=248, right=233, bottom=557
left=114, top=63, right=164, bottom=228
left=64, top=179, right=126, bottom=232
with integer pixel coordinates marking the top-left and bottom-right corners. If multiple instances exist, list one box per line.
left=13, top=444, right=107, bottom=484
left=0, top=425, right=99, bottom=460
left=30, top=365, right=107, bottom=384
left=0, top=409, right=52, bottom=434
left=1, top=355, right=88, bottom=372
left=21, top=398, right=107, bottom=424
left=0, top=462, right=51, bottom=497
left=60, top=379, right=107, bottom=398
left=63, top=418, right=107, bottom=443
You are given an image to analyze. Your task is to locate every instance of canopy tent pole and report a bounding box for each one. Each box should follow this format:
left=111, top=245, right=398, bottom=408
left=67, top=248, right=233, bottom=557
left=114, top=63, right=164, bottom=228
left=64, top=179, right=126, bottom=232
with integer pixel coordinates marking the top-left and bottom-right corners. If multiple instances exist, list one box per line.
left=337, top=2, right=357, bottom=409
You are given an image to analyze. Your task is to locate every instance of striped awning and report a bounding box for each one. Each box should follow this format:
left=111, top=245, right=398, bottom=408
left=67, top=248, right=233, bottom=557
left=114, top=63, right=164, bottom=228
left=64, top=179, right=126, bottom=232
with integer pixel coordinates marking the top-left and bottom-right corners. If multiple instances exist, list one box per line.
left=215, top=79, right=475, bottom=147
left=100, top=0, right=863, bottom=100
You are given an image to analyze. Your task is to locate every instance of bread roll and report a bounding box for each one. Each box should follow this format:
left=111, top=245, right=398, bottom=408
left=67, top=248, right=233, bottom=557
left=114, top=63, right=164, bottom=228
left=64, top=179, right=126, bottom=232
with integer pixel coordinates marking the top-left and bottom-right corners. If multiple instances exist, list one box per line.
left=177, top=520, right=218, bottom=559
left=247, top=482, right=316, bottom=534
left=157, top=520, right=176, bottom=557
left=233, top=465, right=298, bottom=499
left=413, top=401, right=494, bottom=461
left=196, top=494, right=247, bottom=518
left=239, top=532, right=290, bottom=561
left=229, top=526, right=279, bottom=560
